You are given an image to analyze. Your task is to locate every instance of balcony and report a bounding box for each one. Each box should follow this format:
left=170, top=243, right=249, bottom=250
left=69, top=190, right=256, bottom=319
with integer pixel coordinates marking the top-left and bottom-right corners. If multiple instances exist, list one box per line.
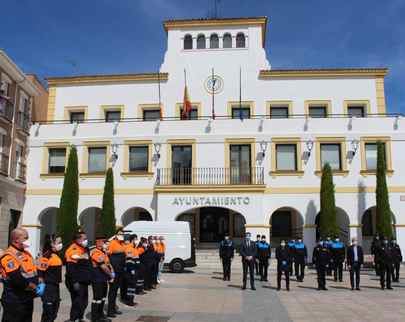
left=156, top=167, right=265, bottom=187
left=16, top=111, right=30, bottom=133
left=0, top=152, right=9, bottom=175
left=0, top=97, right=14, bottom=121
left=16, top=162, right=26, bottom=182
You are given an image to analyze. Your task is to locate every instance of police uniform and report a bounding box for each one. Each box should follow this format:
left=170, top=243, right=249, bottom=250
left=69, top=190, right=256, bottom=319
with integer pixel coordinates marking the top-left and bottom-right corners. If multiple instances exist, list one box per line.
left=331, top=240, right=345, bottom=282
left=37, top=252, right=62, bottom=322
left=219, top=238, right=235, bottom=281
left=65, top=242, right=92, bottom=321
left=90, top=245, right=113, bottom=321
left=107, top=238, right=125, bottom=316
left=294, top=241, right=307, bottom=282
left=0, top=245, right=38, bottom=322
left=275, top=245, right=290, bottom=291
left=378, top=241, right=394, bottom=290
left=287, top=240, right=295, bottom=276
left=324, top=239, right=333, bottom=276
left=257, top=240, right=271, bottom=282
left=371, top=236, right=381, bottom=276
left=391, top=242, right=402, bottom=282
left=313, top=243, right=330, bottom=290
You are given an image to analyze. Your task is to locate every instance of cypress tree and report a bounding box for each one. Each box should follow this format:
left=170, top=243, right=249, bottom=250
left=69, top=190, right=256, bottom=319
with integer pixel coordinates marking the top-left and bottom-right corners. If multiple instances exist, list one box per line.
left=101, top=167, right=116, bottom=238
left=319, top=163, right=339, bottom=238
left=57, top=145, right=79, bottom=248
left=375, top=141, right=393, bottom=238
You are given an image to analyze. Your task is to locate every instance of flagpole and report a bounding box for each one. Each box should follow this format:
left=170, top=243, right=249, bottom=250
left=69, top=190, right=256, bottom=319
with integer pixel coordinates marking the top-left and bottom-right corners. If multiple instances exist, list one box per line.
left=211, top=68, right=215, bottom=119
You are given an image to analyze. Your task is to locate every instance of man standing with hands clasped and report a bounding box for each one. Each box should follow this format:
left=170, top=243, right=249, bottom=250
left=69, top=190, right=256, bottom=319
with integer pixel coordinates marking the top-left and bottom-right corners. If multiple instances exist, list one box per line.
left=346, top=238, right=363, bottom=291
left=240, top=232, right=257, bottom=290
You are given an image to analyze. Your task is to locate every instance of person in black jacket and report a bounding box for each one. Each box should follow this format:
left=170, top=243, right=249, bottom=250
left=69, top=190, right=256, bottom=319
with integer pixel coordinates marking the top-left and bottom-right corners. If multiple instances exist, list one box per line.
left=391, top=239, right=402, bottom=282
left=276, top=240, right=290, bottom=291
left=257, top=235, right=271, bottom=282
left=371, top=235, right=381, bottom=276
left=378, top=238, right=394, bottom=290
left=239, top=232, right=257, bottom=290
left=219, top=235, right=234, bottom=281
left=140, top=239, right=158, bottom=291
left=331, top=237, right=345, bottom=282
left=294, top=238, right=307, bottom=282
left=346, top=238, right=364, bottom=290
left=312, top=240, right=330, bottom=290
left=254, top=234, right=261, bottom=276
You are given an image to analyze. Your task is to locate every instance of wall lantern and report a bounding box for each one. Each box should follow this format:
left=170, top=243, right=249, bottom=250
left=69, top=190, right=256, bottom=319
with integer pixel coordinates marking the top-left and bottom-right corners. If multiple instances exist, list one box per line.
left=110, top=144, right=119, bottom=165
left=259, top=140, right=268, bottom=158
left=154, top=142, right=162, bottom=160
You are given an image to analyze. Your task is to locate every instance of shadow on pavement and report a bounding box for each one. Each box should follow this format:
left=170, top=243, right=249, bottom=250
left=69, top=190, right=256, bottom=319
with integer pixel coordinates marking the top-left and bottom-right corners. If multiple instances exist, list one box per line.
left=211, top=276, right=224, bottom=280
left=227, top=284, right=242, bottom=289
left=361, top=285, right=383, bottom=290
left=262, top=285, right=278, bottom=290
left=297, top=285, right=319, bottom=290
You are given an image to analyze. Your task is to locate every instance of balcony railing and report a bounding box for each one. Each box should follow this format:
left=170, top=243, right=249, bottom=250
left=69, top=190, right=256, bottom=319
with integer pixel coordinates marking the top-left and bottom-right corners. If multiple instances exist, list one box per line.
left=16, top=111, right=30, bottom=132
left=0, top=152, right=9, bottom=175
left=0, top=97, right=14, bottom=121
left=156, top=167, right=264, bottom=186
left=16, top=162, right=26, bottom=182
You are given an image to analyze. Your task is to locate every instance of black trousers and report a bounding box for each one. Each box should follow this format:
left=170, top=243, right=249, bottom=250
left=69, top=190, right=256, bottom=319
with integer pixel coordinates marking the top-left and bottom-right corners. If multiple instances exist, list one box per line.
left=222, top=258, right=232, bottom=280
left=349, top=262, right=361, bottom=289
left=92, top=282, right=108, bottom=321
left=380, top=263, right=393, bottom=289
left=294, top=261, right=305, bottom=280
left=334, top=261, right=343, bottom=281
left=67, top=282, right=88, bottom=321
left=317, top=265, right=327, bottom=289
left=1, top=300, right=34, bottom=322
left=277, top=268, right=290, bottom=289
left=143, top=264, right=153, bottom=290
left=41, top=284, right=60, bottom=322
left=242, top=259, right=255, bottom=288
left=254, top=259, right=259, bottom=275
left=259, top=258, right=269, bottom=281
left=120, top=272, right=128, bottom=301
left=392, top=262, right=400, bottom=282
left=107, top=272, right=122, bottom=313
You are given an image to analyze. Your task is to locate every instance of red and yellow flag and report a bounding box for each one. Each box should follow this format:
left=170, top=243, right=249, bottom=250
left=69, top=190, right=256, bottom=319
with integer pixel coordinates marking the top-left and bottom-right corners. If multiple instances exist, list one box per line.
left=181, top=85, right=192, bottom=120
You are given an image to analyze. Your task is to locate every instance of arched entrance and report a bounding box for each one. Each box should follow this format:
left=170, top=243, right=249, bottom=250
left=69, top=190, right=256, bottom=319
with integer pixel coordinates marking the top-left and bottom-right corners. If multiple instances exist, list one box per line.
left=361, top=206, right=396, bottom=253
left=270, top=207, right=303, bottom=246
left=122, top=207, right=153, bottom=227
left=315, top=207, right=350, bottom=244
left=79, top=207, right=102, bottom=245
left=38, top=207, right=58, bottom=247
left=176, top=207, right=246, bottom=247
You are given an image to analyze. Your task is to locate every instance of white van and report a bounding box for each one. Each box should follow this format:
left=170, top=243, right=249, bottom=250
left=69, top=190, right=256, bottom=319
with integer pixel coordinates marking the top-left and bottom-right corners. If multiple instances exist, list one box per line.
left=124, top=221, right=196, bottom=273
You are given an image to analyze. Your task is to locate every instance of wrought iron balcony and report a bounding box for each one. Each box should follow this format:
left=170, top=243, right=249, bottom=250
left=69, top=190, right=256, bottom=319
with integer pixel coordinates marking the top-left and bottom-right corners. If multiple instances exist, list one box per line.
left=16, top=111, right=30, bottom=132
left=0, top=97, right=14, bottom=121
left=156, top=167, right=264, bottom=186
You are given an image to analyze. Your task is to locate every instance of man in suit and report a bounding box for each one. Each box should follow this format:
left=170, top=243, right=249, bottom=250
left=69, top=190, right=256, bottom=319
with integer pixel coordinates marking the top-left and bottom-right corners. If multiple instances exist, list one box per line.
left=239, top=232, right=257, bottom=290
left=347, top=237, right=364, bottom=290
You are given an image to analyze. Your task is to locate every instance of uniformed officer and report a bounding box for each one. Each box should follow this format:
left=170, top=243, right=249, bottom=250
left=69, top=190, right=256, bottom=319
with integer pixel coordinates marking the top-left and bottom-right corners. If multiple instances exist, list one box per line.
left=156, top=236, right=166, bottom=283
left=276, top=240, right=290, bottom=291
left=151, top=236, right=160, bottom=287
left=391, top=239, right=402, bottom=282
left=257, top=235, right=271, bottom=282
left=120, top=233, right=132, bottom=305
left=219, top=235, right=234, bottom=281
left=287, top=239, right=295, bottom=276
left=135, top=238, right=147, bottom=294
left=90, top=235, right=114, bottom=322
left=378, top=238, right=394, bottom=290
left=106, top=230, right=125, bottom=317
left=122, top=234, right=139, bottom=307
left=371, top=235, right=381, bottom=276
left=65, top=230, right=92, bottom=322
left=37, top=235, right=63, bottom=322
left=324, top=237, right=333, bottom=276
left=313, top=240, right=330, bottom=290
left=140, top=238, right=157, bottom=291
left=294, top=238, right=307, bottom=282
left=0, top=228, right=42, bottom=322
left=331, top=237, right=345, bottom=282
left=254, top=234, right=261, bottom=275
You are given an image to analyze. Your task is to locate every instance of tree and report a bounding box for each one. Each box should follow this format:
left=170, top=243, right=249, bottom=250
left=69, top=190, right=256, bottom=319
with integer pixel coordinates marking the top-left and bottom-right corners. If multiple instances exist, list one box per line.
left=101, top=167, right=116, bottom=238
left=57, top=145, right=79, bottom=249
left=375, top=141, right=393, bottom=238
left=319, top=163, right=339, bottom=238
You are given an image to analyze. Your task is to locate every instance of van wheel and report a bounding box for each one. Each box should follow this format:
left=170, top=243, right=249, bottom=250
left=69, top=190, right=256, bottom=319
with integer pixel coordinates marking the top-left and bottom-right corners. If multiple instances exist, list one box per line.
left=170, top=259, right=184, bottom=273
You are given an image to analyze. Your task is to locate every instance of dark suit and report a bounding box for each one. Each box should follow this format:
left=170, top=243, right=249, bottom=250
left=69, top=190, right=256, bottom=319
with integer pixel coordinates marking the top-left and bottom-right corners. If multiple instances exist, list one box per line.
left=275, top=246, right=290, bottom=290
left=347, top=245, right=364, bottom=289
left=239, top=240, right=257, bottom=289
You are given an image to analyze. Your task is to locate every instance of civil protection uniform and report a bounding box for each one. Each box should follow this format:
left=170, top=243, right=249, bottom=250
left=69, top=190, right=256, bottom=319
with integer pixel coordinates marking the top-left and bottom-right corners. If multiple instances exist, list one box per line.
left=331, top=241, right=345, bottom=282
left=106, top=239, right=125, bottom=315
left=312, top=243, right=330, bottom=290
left=156, top=242, right=166, bottom=281
left=0, top=245, right=38, bottom=322
left=123, top=243, right=140, bottom=304
left=257, top=241, right=271, bottom=282
left=294, top=242, right=307, bottom=282
left=37, top=252, right=62, bottom=322
left=90, top=247, right=112, bottom=321
left=219, top=239, right=234, bottom=281
left=275, top=245, right=290, bottom=290
left=135, top=246, right=145, bottom=294
left=151, top=243, right=160, bottom=286
left=287, top=241, right=295, bottom=276
left=391, top=242, right=402, bottom=282
left=65, top=242, right=92, bottom=321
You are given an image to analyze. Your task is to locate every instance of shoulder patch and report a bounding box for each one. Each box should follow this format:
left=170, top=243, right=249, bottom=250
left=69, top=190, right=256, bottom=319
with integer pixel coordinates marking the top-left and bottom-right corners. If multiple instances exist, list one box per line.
left=7, top=260, right=15, bottom=269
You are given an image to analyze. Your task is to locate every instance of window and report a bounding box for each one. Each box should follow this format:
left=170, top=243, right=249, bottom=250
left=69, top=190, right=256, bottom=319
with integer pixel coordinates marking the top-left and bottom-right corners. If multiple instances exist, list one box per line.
left=223, top=33, right=232, bottom=48
left=236, top=33, right=246, bottom=48
left=48, top=148, right=66, bottom=173
left=320, top=143, right=341, bottom=170
left=348, top=106, right=365, bottom=118
left=276, top=144, right=297, bottom=171
left=210, top=34, right=219, bottom=48
left=15, top=144, right=24, bottom=180
left=0, top=81, right=9, bottom=97
left=230, top=144, right=251, bottom=184
left=129, top=146, right=148, bottom=172
left=232, top=107, right=250, bottom=119
left=180, top=107, right=198, bottom=120
left=309, top=106, right=327, bottom=118
left=197, top=34, right=206, bottom=49
left=365, top=143, right=386, bottom=170
left=88, top=147, right=106, bottom=173
left=143, top=109, right=161, bottom=121
left=184, top=34, right=193, bottom=50
left=70, top=111, right=85, bottom=123
left=105, top=110, right=121, bottom=122
left=270, top=107, right=289, bottom=119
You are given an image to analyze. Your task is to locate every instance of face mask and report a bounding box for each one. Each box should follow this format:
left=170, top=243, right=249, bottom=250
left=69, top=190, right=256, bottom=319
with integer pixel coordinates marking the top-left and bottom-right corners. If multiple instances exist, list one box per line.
left=81, top=239, right=88, bottom=248
left=117, top=235, right=124, bottom=241
left=281, top=243, right=286, bottom=247
left=55, top=243, right=63, bottom=251
left=22, top=240, right=30, bottom=249
left=225, top=237, right=229, bottom=240
left=298, top=240, right=302, bottom=243
left=152, top=240, right=156, bottom=244
left=261, top=239, right=266, bottom=242
left=352, top=241, right=357, bottom=246
left=102, top=244, right=108, bottom=251
left=133, top=240, right=138, bottom=245
left=143, top=243, right=148, bottom=248
left=336, top=239, right=340, bottom=242
left=245, top=237, right=251, bottom=241
left=384, top=240, right=388, bottom=244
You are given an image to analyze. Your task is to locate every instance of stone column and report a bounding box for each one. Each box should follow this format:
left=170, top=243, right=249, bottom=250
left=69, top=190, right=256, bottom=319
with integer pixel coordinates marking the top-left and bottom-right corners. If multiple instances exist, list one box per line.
left=349, top=224, right=362, bottom=245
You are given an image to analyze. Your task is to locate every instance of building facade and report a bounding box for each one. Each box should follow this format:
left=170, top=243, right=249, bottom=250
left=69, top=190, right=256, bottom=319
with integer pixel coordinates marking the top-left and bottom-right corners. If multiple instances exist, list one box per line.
left=21, top=17, right=405, bottom=258
left=0, top=50, right=44, bottom=248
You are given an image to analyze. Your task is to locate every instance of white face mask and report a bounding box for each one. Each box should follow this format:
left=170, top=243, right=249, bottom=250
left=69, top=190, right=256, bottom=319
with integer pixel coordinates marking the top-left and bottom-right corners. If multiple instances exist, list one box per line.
left=298, top=240, right=302, bottom=243
left=102, top=244, right=108, bottom=251
left=352, top=241, right=357, bottom=246
left=55, top=243, right=63, bottom=251
left=22, top=240, right=30, bottom=249
left=81, top=239, right=88, bottom=248
left=142, top=243, right=148, bottom=248
left=117, top=235, right=124, bottom=241
left=281, top=243, right=286, bottom=247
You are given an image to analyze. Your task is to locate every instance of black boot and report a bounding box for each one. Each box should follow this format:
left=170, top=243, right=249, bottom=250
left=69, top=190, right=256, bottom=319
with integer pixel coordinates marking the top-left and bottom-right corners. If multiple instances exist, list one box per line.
left=91, top=302, right=99, bottom=322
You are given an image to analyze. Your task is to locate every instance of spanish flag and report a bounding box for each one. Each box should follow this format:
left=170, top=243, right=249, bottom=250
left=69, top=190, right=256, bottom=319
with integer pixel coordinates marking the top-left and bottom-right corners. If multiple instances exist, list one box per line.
left=181, top=85, right=192, bottom=120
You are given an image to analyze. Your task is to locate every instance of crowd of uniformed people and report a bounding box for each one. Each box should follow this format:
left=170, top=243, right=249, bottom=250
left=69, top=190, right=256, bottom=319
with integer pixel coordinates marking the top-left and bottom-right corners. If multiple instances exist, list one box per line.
left=0, top=227, right=166, bottom=322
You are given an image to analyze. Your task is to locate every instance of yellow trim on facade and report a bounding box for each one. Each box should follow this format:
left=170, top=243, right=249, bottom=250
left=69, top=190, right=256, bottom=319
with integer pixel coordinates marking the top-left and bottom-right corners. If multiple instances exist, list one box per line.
left=64, top=106, right=88, bottom=121
left=304, top=224, right=317, bottom=229
left=270, top=137, right=302, bottom=175
left=394, top=224, right=405, bottom=228
left=100, top=105, right=124, bottom=120
left=259, top=68, right=388, bottom=78
left=304, top=100, right=332, bottom=117
left=343, top=100, right=371, bottom=116
left=26, top=188, right=154, bottom=195
left=155, top=185, right=266, bottom=193
left=227, top=101, right=255, bottom=118
left=46, top=87, right=56, bottom=121
left=375, top=76, right=387, bottom=114
left=138, top=104, right=163, bottom=120
left=266, top=100, right=293, bottom=118
left=175, top=102, right=202, bottom=119
left=21, top=224, right=42, bottom=228
left=245, top=224, right=271, bottom=228
left=224, top=138, right=256, bottom=179
left=122, top=139, right=153, bottom=174
left=315, top=136, right=347, bottom=173
left=349, top=224, right=362, bottom=228
left=81, top=141, right=111, bottom=174
left=359, top=136, right=393, bottom=176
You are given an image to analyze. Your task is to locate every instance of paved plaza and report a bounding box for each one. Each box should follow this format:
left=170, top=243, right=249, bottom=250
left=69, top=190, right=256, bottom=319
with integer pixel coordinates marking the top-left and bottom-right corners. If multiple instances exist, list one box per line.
left=31, top=265, right=405, bottom=322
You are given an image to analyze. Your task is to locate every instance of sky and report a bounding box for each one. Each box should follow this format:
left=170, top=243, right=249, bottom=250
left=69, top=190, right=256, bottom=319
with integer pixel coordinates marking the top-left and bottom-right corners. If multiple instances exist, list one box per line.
left=1, top=0, right=404, bottom=113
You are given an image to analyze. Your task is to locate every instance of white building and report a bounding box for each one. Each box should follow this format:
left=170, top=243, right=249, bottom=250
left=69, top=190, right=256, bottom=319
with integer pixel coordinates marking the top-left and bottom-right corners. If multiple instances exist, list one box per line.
left=22, top=17, right=405, bottom=258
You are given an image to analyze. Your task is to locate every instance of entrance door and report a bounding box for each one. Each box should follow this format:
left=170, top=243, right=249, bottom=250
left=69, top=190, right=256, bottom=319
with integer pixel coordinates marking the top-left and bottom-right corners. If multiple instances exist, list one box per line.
left=172, top=145, right=192, bottom=184
left=230, top=144, right=251, bottom=184
left=200, top=207, right=229, bottom=242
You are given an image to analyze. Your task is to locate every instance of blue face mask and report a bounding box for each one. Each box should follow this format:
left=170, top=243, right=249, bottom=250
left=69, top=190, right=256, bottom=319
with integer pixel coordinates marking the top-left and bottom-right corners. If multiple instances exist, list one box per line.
left=245, top=237, right=251, bottom=241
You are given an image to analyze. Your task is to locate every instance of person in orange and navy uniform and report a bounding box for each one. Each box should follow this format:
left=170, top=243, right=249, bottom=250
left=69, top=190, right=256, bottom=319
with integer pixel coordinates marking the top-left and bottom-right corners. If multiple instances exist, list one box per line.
left=122, top=234, right=140, bottom=306
left=106, top=229, right=126, bottom=317
left=65, top=231, right=92, bottom=322
left=135, top=237, right=146, bottom=294
left=0, top=228, right=41, bottom=322
left=90, top=235, right=114, bottom=322
left=37, top=235, right=63, bottom=322
left=156, top=236, right=166, bottom=283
